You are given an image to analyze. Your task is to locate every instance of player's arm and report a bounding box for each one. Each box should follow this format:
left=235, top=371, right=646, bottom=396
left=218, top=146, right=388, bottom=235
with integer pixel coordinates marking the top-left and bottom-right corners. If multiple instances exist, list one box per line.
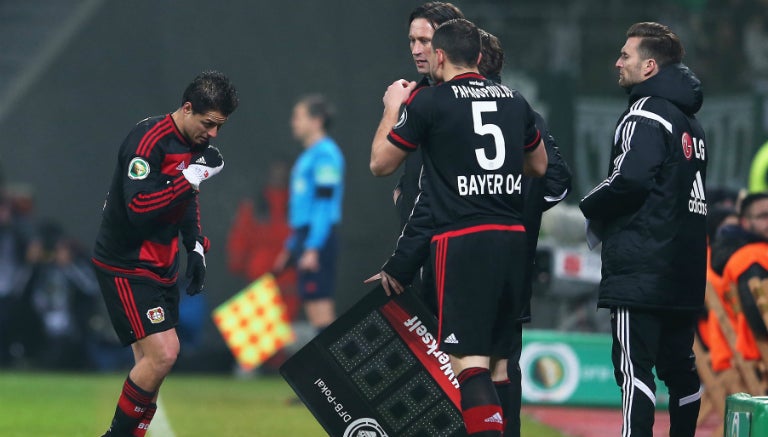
left=180, top=196, right=210, bottom=295
left=534, top=112, right=572, bottom=211
left=521, top=99, right=547, bottom=177
left=524, top=139, right=547, bottom=177
left=122, top=144, right=195, bottom=226
left=381, top=176, right=434, bottom=285
left=579, top=115, right=667, bottom=220
left=370, top=79, right=418, bottom=176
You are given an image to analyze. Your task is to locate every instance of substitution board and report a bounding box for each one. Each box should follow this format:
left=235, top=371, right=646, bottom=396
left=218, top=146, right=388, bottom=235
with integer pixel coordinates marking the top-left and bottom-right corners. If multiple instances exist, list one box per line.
left=280, top=286, right=467, bottom=437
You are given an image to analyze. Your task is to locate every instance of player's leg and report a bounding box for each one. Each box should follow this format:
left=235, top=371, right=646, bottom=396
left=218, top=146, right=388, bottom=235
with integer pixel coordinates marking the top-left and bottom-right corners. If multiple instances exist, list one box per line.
left=451, top=354, right=502, bottom=436
left=129, top=345, right=158, bottom=437
left=433, top=228, right=523, bottom=436
left=656, top=311, right=701, bottom=437
left=611, top=307, right=660, bottom=437
left=490, top=356, right=512, bottom=434
left=299, top=228, right=338, bottom=333
left=96, top=273, right=179, bottom=437
left=501, top=323, right=523, bottom=437
left=304, top=298, right=335, bottom=330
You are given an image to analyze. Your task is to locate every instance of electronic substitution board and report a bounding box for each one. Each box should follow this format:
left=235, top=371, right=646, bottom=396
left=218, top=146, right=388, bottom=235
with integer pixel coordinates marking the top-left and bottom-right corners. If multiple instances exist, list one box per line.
left=280, top=286, right=467, bottom=437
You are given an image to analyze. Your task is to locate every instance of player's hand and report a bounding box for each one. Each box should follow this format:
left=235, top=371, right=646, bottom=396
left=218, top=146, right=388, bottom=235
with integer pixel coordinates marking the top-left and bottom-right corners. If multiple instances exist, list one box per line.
left=182, top=145, right=224, bottom=191
left=364, top=271, right=404, bottom=296
left=392, top=187, right=401, bottom=206
left=382, top=79, right=417, bottom=111
left=185, top=240, right=206, bottom=295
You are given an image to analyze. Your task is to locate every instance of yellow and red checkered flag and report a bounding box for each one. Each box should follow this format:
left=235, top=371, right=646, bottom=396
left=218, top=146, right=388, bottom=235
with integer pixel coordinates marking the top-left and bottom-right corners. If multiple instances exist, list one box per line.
left=212, top=273, right=295, bottom=371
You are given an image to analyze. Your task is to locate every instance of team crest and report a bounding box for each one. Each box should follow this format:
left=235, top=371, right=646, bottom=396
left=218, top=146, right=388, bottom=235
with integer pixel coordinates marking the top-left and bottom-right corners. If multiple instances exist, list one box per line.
left=128, top=157, right=150, bottom=180
left=146, top=307, right=165, bottom=324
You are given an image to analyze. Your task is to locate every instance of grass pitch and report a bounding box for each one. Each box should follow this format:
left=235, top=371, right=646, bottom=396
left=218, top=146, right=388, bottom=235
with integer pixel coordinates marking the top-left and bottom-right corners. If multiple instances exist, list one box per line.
left=0, top=372, right=565, bottom=436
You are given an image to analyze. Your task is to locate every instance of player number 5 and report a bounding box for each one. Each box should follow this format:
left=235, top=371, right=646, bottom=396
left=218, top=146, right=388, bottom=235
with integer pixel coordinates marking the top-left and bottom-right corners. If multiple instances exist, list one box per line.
left=472, top=101, right=505, bottom=171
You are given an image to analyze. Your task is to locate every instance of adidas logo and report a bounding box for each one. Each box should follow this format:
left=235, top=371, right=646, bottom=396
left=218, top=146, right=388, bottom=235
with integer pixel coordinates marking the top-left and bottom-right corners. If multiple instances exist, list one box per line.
left=195, top=156, right=207, bottom=165
left=484, top=412, right=503, bottom=424
left=175, top=161, right=186, bottom=171
left=688, top=171, right=707, bottom=216
left=443, top=333, right=459, bottom=344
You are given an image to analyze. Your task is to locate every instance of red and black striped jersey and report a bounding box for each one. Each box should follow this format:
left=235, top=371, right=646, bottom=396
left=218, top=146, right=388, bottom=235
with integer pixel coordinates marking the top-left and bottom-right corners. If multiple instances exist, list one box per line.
left=387, top=73, right=541, bottom=230
left=93, top=114, right=203, bottom=284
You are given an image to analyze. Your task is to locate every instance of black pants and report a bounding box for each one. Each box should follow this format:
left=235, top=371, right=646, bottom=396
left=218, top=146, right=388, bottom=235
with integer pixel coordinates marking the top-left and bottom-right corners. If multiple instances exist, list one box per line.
left=610, top=307, right=701, bottom=437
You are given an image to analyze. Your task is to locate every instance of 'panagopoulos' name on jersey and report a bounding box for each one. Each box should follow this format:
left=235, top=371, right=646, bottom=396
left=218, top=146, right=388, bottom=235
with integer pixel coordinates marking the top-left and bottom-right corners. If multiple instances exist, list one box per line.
left=403, top=316, right=460, bottom=389
left=451, top=83, right=515, bottom=99
left=458, top=173, right=522, bottom=196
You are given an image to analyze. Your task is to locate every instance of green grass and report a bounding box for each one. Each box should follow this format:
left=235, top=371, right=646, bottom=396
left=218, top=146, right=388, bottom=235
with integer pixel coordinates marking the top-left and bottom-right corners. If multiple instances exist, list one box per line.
left=0, top=372, right=565, bottom=436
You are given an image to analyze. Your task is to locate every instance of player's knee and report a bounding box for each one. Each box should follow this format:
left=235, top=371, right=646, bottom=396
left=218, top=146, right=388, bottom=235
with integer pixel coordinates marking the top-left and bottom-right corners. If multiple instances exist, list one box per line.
left=149, top=344, right=180, bottom=375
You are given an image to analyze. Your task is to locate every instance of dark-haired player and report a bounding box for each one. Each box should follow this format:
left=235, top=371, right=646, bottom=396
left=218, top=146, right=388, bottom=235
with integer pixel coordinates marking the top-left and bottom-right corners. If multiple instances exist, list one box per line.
left=93, top=70, right=238, bottom=437
left=370, top=19, right=547, bottom=436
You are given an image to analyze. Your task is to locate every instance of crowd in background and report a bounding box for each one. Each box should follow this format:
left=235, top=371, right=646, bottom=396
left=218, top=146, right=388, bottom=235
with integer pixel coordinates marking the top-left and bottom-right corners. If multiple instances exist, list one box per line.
left=0, top=179, right=131, bottom=371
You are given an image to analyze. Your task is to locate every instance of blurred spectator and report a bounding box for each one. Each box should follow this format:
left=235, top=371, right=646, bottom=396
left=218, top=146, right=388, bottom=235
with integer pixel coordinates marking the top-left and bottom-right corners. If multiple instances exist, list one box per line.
left=23, top=220, right=101, bottom=369
left=708, top=186, right=741, bottom=210
left=0, top=194, right=35, bottom=367
left=227, top=159, right=299, bottom=319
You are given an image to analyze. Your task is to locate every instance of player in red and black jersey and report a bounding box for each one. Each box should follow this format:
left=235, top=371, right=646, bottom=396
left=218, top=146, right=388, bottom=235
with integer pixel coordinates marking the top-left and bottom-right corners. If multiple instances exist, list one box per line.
left=370, top=19, right=547, bottom=437
left=94, top=71, right=238, bottom=437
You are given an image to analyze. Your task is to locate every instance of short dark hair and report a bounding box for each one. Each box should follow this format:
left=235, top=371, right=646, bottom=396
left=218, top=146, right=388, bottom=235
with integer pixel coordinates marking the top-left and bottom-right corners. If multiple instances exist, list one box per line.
left=740, top=192, right=768, bottom=219
left=408, top=2, right=464, bottom=28
left=297, top=94, right=335, bottom=130
left=433, top=19, right=481, bottom=69
left=479, top=29, right=504, bottom=82
left=707, top=206, right=737, bottom=241
left=626, top=22, right=684, bottom=67
left=182, top=70, right=239, bottom=116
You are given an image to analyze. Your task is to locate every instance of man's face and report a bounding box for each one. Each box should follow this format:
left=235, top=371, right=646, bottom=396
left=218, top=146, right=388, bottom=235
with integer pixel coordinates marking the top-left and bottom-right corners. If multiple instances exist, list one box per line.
left=409, top=18, right=435, bottom=75
left=616, top=37, right=648, bottom=89
left=179, top=102, right=228, bottom=146
left=291, top=102, right=316, bottom=144
left=742, top=198, right=768, bottom=239
left=427, top=47, right=443, bottom=83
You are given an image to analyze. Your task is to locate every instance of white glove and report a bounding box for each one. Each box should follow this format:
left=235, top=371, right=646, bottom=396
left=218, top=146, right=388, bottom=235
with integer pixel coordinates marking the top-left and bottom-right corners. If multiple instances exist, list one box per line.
left=183, top=145, right=224, bottom=190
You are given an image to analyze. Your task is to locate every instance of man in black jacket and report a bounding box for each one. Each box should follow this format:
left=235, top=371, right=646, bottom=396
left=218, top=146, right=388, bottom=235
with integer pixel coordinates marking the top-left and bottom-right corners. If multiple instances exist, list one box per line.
left=579, top=22, right=706, bottom=437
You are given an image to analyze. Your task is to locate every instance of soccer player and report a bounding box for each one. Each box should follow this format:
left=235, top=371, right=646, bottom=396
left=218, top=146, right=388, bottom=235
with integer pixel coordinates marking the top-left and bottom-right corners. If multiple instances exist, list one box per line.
left=373, top=28, right=572, bottom=436
left=372, top=2, right=465, bottom=315
left=93, top=71, right=238, bottom=437
left=370, top=19, right=547, bottom=436
left=273, top=94, right=345, bottom=335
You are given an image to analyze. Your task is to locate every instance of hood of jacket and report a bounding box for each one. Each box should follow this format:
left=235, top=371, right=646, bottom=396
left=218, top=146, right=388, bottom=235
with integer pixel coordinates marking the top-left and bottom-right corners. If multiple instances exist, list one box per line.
left=628, top=63, right=703, bottom=115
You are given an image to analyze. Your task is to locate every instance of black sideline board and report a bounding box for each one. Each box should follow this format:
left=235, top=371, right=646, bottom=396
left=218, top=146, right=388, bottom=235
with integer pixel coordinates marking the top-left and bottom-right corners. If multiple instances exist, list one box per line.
left=280, top=286, right=468, bottom=437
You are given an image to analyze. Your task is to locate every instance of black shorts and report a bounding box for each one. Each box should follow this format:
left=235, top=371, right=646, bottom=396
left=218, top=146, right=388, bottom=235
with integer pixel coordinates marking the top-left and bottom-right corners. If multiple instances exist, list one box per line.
left=431, top=223, right=526, bottom=357
left=94, top=267, right=179, bottom=346
left=289, top=226, right=339, bottom=301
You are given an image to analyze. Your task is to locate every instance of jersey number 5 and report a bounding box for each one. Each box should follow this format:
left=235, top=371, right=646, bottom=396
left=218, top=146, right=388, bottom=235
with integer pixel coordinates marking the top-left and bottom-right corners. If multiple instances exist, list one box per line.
left=472, top=101, right=506, bottom=171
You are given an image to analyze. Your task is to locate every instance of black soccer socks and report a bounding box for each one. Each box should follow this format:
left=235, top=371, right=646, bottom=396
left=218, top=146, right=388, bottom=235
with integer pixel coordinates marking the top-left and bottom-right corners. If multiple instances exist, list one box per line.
left=104, top=376, right=156, bottom=437
left=457, top=367, right=503, bottom=436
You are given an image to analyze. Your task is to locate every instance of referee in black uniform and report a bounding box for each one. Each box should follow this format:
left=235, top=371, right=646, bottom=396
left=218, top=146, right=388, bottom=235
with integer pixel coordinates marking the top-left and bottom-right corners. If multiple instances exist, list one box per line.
left=369, top=19, right=547, bottom=437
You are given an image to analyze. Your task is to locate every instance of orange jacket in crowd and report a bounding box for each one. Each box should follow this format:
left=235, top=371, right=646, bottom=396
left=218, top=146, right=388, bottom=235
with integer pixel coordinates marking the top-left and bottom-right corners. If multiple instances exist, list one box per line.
left=718, top=242, right=768, bottom=363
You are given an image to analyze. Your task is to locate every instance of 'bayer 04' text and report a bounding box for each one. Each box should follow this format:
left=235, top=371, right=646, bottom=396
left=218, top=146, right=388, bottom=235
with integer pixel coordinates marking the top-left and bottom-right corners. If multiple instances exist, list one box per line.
left=457, top=173, right=522, bottom=196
